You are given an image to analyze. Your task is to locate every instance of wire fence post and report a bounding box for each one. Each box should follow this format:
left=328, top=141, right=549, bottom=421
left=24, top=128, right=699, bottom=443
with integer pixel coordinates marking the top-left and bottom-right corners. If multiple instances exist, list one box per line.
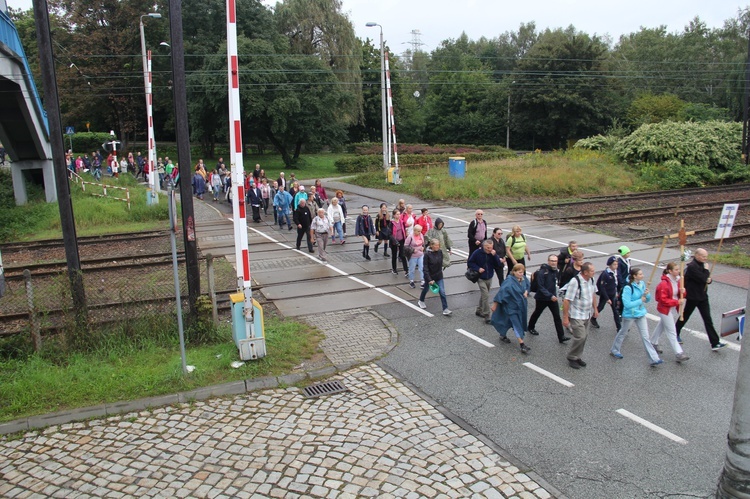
left=24, top=270, right=41, bottom=352
left=206, top=253, right=218, bottom=328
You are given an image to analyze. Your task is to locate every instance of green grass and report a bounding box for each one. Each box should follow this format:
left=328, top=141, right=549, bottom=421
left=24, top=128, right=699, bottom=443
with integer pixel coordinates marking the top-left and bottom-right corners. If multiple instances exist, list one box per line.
left=0, top=315, right=323, bottom=422
left=712, top=245, right=750, bottom=269
left=349, top=150, right=652, bottom=207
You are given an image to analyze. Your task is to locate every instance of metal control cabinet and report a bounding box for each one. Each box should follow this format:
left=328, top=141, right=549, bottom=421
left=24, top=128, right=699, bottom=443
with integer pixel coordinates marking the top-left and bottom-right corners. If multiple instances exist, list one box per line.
left=230, top=293, right=266, bottom=360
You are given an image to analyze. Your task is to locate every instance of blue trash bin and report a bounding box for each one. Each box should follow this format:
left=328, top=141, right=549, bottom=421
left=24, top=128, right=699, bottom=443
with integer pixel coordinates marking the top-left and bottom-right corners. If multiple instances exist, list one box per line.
left=448, top=157, right=466, bottom=178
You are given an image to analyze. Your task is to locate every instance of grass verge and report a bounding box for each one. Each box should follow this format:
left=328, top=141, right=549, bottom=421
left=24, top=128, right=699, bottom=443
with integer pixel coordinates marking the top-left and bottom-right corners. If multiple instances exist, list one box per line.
left=712, top=245, right=750, bottom=269
left=0, top=315, right=323, bottom=423
left=349, top=150, right=651, bottom=206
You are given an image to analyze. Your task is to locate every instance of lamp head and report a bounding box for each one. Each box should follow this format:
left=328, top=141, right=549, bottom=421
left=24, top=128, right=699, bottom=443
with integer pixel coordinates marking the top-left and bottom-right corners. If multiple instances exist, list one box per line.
left=365, top=22, right=378, bottom=27
left=148, top=12, right=161, bottom=18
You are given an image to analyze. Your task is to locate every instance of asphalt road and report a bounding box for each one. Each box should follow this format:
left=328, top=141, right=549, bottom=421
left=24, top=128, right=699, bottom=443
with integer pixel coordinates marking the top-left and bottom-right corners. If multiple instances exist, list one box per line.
left=207, top=181, right=748, bottom=498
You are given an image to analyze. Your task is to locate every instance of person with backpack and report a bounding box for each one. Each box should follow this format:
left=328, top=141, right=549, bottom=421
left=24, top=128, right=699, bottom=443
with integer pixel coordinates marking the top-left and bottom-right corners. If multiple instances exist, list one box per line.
left=527, top=255, right=570, bottom=343
left=592, top=256, right=621, bottom=330
left=490, top=263, right=531, bottom=354
left=562, top=261, right=598, bottom=369
left=557, top=240, right=578, bottom=272
left=506, top=225, right=531, bottom=277
left=610, top=267, right=663, bottom=366
left=467, top=210, right=487, bottom=255
left=426, top=218, right=453, bottom=269
left=468, top=239, right=504, bottom=323
left=616, top=245, right=631, bottom=315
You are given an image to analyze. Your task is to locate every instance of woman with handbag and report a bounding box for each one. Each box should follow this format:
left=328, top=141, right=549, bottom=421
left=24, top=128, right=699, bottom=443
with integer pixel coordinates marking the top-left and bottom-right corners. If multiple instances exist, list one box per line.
left=374, top=203, right=391, bottom=257
left=405, top=224, right=425, bottom=289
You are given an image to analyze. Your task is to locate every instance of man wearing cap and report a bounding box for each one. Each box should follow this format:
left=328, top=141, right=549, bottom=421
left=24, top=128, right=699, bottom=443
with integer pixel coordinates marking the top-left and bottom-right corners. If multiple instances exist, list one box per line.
left=675, top=248, right=727, bottom=350
left=616, top=245, right=631, bottom=315
left=593, top=256, right=621, bottom=330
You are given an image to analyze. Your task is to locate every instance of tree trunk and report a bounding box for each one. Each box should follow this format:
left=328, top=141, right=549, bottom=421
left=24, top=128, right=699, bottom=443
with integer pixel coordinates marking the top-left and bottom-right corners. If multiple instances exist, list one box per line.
left=717, top=276, right=750, bottom=498
left=265, top=132, right=293, bottom=167
left=293, top=140, right=303, bottom=161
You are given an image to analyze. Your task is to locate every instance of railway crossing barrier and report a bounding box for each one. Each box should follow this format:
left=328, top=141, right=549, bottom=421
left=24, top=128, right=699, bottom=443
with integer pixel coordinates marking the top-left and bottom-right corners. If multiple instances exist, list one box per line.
left=68, top=171, right=131, bottom=210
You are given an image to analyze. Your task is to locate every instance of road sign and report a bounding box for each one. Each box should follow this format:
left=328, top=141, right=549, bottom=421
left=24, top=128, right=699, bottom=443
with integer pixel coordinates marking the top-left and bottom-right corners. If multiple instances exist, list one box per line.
left=715, top=203, right=739, bottom=239
left=65, top=126, right=75, bottom=135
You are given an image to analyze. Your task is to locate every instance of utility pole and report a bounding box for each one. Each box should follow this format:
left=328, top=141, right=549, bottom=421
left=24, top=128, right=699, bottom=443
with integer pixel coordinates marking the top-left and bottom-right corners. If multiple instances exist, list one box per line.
left=31, top=0, right=87, bottom=324
left=716, top=275, right=750, bottom=497
left=167, top=0, right=200, bottom=314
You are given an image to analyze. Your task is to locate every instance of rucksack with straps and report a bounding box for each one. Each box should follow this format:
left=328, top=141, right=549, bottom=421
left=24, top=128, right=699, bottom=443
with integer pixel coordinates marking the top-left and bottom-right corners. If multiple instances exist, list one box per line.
left=530, top=268, right=542, bottom=292
left=558, top=274, right=583, bottom=300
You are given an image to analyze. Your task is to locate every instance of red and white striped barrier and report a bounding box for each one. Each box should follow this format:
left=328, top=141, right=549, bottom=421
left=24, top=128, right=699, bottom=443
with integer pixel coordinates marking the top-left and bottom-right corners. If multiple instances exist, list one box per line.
left=226, top=0, right=255, bottom=344
left=69, top=171, right=131, bottom=210
left=145, top=49, right=158, bottom=196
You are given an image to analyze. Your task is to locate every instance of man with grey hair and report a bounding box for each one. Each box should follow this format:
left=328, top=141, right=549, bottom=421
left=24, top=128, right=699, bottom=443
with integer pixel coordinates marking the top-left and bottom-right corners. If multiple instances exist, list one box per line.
left=675, top=248, right=726, bottom=350
left=467, top=239, right=504, bottom=323
left=562, top=261, right=598, bottom=369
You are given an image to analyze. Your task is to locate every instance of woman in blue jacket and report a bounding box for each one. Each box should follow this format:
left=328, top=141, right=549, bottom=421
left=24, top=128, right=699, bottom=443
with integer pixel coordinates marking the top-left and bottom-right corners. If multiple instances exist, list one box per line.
left=490, top=264, right=531, bottom=354
left=610, top=268, right=663, bottom=366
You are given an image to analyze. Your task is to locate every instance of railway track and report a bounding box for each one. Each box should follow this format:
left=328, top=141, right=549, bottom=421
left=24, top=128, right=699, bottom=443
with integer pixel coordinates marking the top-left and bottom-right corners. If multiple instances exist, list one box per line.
left=518, top=184, right=750, bottom=211
left=3, top=251, right=185, bottom=279
left=553, top=198, right=750, bottom=224
left=0, top=230, right=171, bottom=252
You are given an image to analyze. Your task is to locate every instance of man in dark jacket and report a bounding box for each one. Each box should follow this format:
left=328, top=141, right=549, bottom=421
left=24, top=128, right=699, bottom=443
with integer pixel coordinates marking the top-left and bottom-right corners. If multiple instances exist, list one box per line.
left=417, top=239, right=451, bottom=315
left=592, top=256, right=620, bottom=330
left=293, top=199, right=314, bottom=253
left=559, top=250, right=583, bottom=288
left=675, top=248, right=726, bottom=350
left=467, top=210, right=487, bottom=255
left=528, top=255, right=570, bottom=343
left=557, top=240, right=578, bottom=273
left=247, top=182, right=263, bottom=222
left=468, top=239, right=504, bottom=323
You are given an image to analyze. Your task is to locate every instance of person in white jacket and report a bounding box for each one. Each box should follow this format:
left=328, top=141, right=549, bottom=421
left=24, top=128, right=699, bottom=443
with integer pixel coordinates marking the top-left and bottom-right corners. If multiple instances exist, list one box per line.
left=327, top=197, right=346, bottom=244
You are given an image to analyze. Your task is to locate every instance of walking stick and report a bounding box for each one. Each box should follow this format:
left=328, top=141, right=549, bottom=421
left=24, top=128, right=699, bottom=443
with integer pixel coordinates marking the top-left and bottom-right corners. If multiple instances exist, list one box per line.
left=646, top=236, right=668, bottom=290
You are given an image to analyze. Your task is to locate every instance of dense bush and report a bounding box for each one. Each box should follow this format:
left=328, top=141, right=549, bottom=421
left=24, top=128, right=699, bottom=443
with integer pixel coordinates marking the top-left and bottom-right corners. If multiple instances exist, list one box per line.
left=69, top=132, right=117, bottom=154
left=613, top=121, right=742, bottom=170
left=573, top=134, right=619, bottom=151
left=335, top=150, right=515, bottom=173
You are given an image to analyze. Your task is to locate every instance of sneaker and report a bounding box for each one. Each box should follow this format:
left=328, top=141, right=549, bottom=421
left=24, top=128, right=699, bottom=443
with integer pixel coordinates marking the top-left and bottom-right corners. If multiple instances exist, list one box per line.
left=409, top=281, right=415, bottom=289
left=712, top=342, right=727, bottom=351
left=417, top=300, right=427, bottom=309
left=499, top=336, right=511, bottom=344
left=520, top=343, right=530, bottom=354
left=442, top=309, right=452, bottom=316
left=559, top=336, right=571, bottom=343
left=420, top=280, right=425, bottom=286
left=341, top=240, right=346, bottom=244
left=404, top=272, right=409, bottom=278
left=610, top=352, right=623, bottom=359
left=650, top=359, right=664, bottom=367
left=676, top=353, right=690, bottom=363
left=391, top=270, right=398, bottom=275
left=590, top=319, right=600, bottom=329
left=652, top=343, right=663, bottom=354
left=528, top=328, right=539, bottom=336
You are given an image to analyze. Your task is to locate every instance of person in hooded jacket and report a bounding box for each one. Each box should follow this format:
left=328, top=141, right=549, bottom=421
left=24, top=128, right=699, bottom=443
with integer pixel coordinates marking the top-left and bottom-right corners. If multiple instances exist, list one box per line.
left=491, top=264, right=531, bottom=354
left=416, top=239, right=452, bottom=316
left=426, top=218, right=452, bottom=269
left=615, top=245, right=631, bottom=315
left=592, top=256, right=621, bottom=330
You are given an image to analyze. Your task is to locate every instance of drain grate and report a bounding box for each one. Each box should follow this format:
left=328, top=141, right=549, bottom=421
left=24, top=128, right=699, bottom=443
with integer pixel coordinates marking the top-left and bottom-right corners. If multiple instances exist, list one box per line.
left=303, top=380, right=349, bottom=399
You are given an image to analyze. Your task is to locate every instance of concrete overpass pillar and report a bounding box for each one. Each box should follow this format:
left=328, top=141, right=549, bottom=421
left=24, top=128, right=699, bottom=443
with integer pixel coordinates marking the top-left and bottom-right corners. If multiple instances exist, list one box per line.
left=10, top=159, right=57, bottom=205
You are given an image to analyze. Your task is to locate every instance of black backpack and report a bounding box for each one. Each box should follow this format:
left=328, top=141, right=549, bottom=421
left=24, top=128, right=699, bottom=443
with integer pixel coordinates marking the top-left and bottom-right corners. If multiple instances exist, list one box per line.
left=530, top=268, right=542, bottom=292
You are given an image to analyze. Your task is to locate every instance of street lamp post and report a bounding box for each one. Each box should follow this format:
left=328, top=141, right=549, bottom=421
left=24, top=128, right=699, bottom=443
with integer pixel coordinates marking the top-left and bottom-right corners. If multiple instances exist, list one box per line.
left=366, top=22, right=388, bottom=171
left=140, top=12, right=161, bottom=202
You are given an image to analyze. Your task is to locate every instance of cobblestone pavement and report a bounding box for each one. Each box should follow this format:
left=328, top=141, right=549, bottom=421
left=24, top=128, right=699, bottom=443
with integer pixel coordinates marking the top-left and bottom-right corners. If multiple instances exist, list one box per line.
left=316, top=309, right=396, bottom=368
left=0, top=364, right=557, bottom=499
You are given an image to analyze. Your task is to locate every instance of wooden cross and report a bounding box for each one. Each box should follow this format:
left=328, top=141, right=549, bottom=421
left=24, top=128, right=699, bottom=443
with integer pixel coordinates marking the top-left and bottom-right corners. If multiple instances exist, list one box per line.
left=646, top=220, right=695, bottom=290
left=671, top=220, right=695, bottom=320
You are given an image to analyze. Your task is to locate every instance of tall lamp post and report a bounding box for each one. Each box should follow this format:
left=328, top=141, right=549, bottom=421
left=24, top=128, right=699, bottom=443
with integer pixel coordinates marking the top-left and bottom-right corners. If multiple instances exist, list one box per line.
left=140, top=12, right=161, bottom=203
left=366, top=22, right=388, bottom=171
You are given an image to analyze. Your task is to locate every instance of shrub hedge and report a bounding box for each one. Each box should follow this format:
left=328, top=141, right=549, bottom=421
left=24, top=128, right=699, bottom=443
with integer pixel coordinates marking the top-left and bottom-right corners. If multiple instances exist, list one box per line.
left=335, top=150, right=515, bottom=173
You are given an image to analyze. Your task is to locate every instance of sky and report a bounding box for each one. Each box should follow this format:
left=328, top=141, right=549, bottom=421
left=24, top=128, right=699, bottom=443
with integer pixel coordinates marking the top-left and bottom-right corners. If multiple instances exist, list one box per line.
left=4, top=0, right=748, bottom=55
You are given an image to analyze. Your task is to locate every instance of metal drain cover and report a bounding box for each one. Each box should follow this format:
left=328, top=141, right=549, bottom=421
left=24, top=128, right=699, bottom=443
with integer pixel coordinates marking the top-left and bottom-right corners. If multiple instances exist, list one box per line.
left=303, top=380, right=349, bottom=399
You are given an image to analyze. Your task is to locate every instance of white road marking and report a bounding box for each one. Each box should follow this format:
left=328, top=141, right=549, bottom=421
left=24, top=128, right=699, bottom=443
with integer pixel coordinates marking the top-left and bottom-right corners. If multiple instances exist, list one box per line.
left=644, top=313, right=740, bottom=351
left=523, top=362, right=575, bottom=387
left=455, top=329, right=495, bottom=348
left=616, top=409, right=688, bottom=444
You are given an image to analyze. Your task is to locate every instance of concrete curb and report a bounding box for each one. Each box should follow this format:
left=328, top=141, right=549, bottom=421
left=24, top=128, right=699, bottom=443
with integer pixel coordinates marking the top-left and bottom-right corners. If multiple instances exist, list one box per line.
left=0, top=307, right=398, bottom=437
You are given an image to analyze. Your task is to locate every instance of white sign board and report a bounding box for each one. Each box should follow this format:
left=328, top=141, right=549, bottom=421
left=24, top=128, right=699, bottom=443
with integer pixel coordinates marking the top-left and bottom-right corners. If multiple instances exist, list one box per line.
left=715, top=203, right=739, bottom=239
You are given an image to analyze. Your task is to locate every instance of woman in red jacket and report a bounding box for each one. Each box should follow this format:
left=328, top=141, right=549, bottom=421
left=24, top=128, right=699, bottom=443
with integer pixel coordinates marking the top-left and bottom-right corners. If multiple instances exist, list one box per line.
left=650, top=262, right=689, bottom=362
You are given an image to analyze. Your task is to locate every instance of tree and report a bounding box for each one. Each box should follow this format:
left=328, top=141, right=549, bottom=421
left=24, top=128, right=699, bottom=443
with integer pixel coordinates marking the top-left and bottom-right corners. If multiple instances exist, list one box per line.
left=626, top=93, right=686, bottom=126
left=513, top=27, right=613, bottom=149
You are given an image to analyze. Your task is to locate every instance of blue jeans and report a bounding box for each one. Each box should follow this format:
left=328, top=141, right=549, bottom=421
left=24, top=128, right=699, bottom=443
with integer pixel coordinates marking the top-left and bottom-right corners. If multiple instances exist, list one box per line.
left=278, top=208, right=291, bottom=228
left=611, top=315, right=660, bottom=362
left=408, top=255, right=423, bottom=283
left=419, top=278, right=448, bottom=310
left=332, top=221, right=344, bottom=242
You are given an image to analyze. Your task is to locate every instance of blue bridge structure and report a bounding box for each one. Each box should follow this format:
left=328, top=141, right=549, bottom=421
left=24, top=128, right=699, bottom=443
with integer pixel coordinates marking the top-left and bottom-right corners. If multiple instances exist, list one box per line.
left=0, top=6, right=55, bottom=204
